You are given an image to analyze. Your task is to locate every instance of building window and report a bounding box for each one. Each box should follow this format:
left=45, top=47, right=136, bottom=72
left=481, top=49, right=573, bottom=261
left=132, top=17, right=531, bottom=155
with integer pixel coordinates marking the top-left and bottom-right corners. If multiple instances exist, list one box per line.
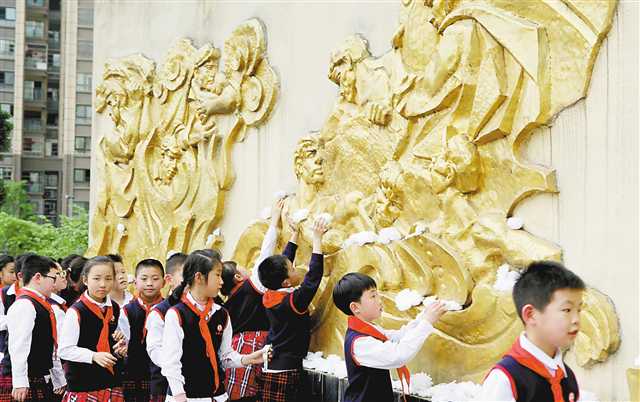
left=45, top=172, right=58, bottom=187
left=0, top=103, right=13, bottom=115
left=22, top=171, right=43, bottom=193
left=76, top=73, right=92, bottom=93
left=43, top=188, right=57, bottom=199
left=78, top=8, right=93, bottom=26
left=0, top=39, right=14, bottom=56
left=0, top=71, right=14, bottom=86
left=0, top=8, right=16, bottom=22
left=78, top=40, right=93, bottom=58
left=76, top=105, right=92, bottom=125
left=74, top=169, right=90, bottom=183
left=74, top=136, right=91, bottom=153
left=0, top=167, right=12, bottom=180
left=48, top=53, right=60, bottom=69
left=44, top=200, right=57, bottom=216
left=46, top=140, right=58, bottom=157
left=27, top=0, right=45, bottom=7
left=25, top=44, right=47, bottom=70
left=26, top=20, right=45, bottom=39
left=22, top=137, right=43, bottom=154
left=24, top=81, right=44, bottom=101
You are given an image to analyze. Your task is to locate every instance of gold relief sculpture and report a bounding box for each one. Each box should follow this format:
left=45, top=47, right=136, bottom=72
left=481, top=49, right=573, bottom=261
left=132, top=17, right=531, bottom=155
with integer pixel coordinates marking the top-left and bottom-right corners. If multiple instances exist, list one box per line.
left=232, top=0, right=619, bottom=383
left=89, top=19, right=278, bottom=268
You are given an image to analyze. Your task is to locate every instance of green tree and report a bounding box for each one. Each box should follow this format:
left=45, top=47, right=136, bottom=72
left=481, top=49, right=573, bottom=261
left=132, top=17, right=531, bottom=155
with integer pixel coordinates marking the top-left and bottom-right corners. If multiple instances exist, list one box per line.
left=0, top=110, right=13, bottom=156
left=0, top=180, right=35, bottom=220
left=0, top=207, right=89, bottom=258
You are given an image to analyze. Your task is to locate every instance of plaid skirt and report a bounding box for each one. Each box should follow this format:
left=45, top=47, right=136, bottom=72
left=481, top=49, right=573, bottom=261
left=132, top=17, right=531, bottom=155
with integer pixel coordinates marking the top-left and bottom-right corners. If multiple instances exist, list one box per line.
left=149, top=394, right=166, bottom=402
left=0, top=374, right=54, bottom=402
left=225, top=331, right=267, bottom=400
left=259, top=370, right=301, bottom=402
left=122, top=379, right=150, bottom=402
left=62, top=387, right=124, bottom=402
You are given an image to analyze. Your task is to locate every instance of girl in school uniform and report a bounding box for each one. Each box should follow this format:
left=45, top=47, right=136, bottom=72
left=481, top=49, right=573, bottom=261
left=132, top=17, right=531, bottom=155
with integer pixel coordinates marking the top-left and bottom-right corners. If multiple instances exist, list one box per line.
left=162, top=250, right=269, bottom=402
left=59, top=256, right=129, bottom=402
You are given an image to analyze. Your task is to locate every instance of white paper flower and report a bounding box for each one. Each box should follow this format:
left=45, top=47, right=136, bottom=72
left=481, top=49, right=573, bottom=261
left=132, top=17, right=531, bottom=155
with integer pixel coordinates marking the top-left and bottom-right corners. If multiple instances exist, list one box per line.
left=493, top=264, right=520, bottom=292
left=427, top=381, right=481, bottom=402
left=507, top=216, right=524, bottom=230
left=422, top=295, right=462, bottom=311
left=116, top=223, right=126, bottom=233
left=316, top=212, right=333, bottom=225
left=377, top=227, right=402, bottom=244
left=273, top=190, right=292, bottom=200
left=290, top=209, right=309, bottom=224
left=343, top=231, right=379, bottom=248
left=395, top=289, right=424, bottom=311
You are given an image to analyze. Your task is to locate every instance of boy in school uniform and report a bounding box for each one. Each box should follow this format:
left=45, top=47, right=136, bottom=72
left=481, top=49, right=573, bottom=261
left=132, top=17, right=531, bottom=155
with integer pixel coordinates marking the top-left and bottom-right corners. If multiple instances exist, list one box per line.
left=120, top=259, right=165, bottom=402
left=258, top=215, right=329, bottom=402
left=332, top=273, right=446, bottom=402
left=145, top=252, right=187, bottom=401
left=480, top=261, right=585, bottom=402
left=5, top=255, right=66, bottom=401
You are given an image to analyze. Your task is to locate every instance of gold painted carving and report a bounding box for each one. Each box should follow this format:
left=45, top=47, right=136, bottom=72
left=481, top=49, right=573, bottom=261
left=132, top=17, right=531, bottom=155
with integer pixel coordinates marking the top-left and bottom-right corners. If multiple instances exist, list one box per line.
left=88, top=19, right=278, bottom=267
left=232, top=0, right=619, bottom=383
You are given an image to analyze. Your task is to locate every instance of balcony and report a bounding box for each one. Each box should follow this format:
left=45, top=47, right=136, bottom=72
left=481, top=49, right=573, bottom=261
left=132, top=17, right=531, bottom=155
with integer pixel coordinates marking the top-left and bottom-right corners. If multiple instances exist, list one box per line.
left=25, top=57, right=47, bottom=71
left=47, top=98, right=59, bottom=111
left=24, top=87, right=45, bottom=104
left=26, top=182, right=43, bottom=193
left=26, top=0, right=47, bottom=17
left=23, top=120, right=45, bottom=135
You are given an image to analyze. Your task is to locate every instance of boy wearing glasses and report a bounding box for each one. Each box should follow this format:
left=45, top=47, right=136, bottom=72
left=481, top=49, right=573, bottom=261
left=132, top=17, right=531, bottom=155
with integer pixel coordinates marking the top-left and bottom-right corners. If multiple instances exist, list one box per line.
left=3, top=255, right=66, bottom=401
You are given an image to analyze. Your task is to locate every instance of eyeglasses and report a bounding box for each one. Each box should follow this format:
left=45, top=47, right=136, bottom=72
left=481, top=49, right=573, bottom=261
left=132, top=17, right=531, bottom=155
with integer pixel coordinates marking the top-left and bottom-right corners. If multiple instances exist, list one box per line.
left=43, top=274, right=58, bottom=282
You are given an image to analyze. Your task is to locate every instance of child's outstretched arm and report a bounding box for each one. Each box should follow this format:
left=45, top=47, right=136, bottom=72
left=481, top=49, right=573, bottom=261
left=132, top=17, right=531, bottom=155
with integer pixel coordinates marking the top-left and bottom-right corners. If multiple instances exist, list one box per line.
left=352, top=301, right=447, bottom=369
left=290, top=216, right=329, bottom=314
left=250, top=198, right=286, bottom=292
left=282, top=214, right=300, bottom=263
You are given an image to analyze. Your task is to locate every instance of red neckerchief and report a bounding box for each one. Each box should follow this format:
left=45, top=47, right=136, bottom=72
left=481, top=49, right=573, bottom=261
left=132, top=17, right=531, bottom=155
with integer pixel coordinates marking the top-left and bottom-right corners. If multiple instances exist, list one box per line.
left=262, top=290, right=288, bottom=308
left=18, top=289, right=58, bottom=353
left=348, top=316, right=411, bottom=401
left=506, top=337, right=566, bottom=402
left=181, top=294, right=220, bottom=391
left=80, top=293, right=115, bottom=374
left=137, top=296, right=163, bottom=340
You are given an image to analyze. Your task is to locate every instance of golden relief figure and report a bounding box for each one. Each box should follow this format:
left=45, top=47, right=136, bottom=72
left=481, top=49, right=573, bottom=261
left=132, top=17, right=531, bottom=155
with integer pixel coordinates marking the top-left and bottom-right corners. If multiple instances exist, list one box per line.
left=232, top=0, right=619, bottom=383
left=88, top=19, right=278, bottom=268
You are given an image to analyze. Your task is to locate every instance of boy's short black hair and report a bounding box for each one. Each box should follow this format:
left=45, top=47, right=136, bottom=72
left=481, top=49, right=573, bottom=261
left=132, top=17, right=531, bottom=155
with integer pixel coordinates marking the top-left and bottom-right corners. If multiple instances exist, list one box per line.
left=21, top=255, right=57, bottom=285
left=135, top=259, right=164, bottom=276
left=106, top=254, right=123, bottom=264
left=166, top=252, right=187, bottom=275
left=513, top=261, right=586, bottom=322
left=332, top=273, right=377, bottom=315
left=15, top=253, right=37, bottom=274
left=0, top=255, right=14, bottom=271
left=221, top=261, right=238, bottom=296
left=258, top=255, right=290, bottom=290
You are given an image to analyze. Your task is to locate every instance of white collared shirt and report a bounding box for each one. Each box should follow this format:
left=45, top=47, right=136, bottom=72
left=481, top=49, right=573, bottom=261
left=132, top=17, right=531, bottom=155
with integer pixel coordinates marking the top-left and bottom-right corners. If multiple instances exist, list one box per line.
left=145, top=308, right=166, bottom=368
left=479, top=333, right=568, bottom=401
left=161, top=292, right=244, bottom=400
left=58, top=291, right=128, bottom=364
left=0, top=283, right=17, bottom=332
left=351, top=311, right=434, bottom=371
left=248, top=223, right=279, bottom=294
left=7, top=287, right=66, bottom=390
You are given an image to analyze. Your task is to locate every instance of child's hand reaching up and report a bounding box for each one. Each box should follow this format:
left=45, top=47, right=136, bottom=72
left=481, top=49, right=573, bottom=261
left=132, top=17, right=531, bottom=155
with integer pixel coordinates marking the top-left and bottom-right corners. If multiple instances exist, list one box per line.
left=312, top=215, right=330, bottom=254
left=271, top=197, right=286, bottom=225
left=422, top=300, right=447, bottom=325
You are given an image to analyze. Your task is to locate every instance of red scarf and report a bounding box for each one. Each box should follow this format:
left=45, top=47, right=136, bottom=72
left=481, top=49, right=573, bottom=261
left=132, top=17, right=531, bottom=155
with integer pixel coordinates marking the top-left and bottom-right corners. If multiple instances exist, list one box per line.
left=182, top=294, right=220, bottom=391
left=506, top=338, right=566, bottom=402
left=348, top=316, right=411, bottom=400
left=137, top=296, right=163, bottom=340
left=18, top=289, right=58, bottom=353
left=80, top=293, right=115, bottom=374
